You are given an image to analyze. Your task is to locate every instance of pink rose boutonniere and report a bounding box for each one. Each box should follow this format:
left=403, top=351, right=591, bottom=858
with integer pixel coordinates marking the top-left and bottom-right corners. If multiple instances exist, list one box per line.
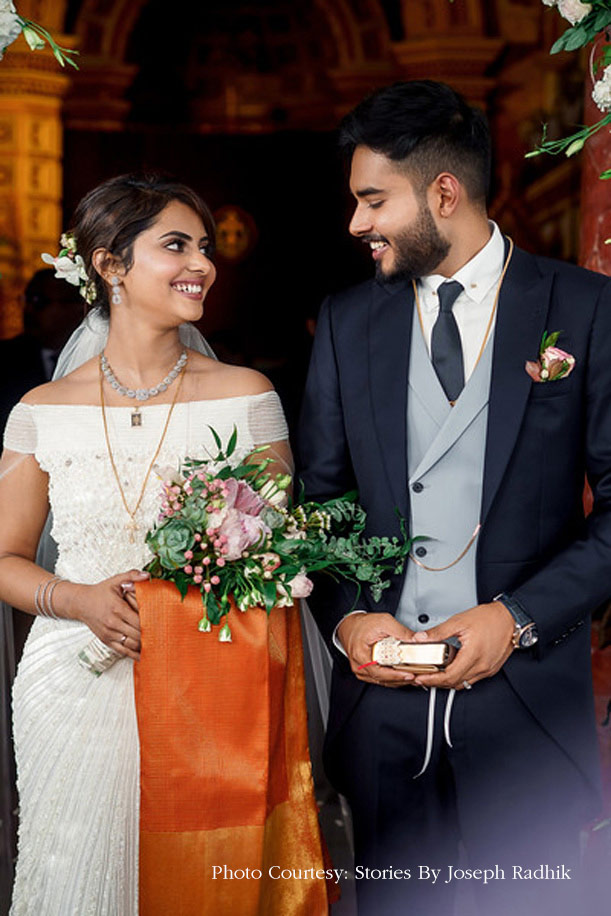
left=525, top=330, right=576, bottom=383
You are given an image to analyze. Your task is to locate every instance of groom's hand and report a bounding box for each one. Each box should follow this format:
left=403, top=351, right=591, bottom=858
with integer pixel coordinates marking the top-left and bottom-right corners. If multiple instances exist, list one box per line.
left=337, top=612, right=418, bottom=687
left=410, top=601, right=515, bottom=690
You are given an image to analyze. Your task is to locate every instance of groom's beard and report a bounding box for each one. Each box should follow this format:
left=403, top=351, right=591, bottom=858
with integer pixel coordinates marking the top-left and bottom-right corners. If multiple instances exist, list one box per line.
left=376, top=201, right=450, bottom=283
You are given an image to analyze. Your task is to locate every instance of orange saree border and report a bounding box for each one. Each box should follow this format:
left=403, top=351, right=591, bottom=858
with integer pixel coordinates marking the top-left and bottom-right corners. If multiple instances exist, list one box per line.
left=134, top=580, right=334, bottom=915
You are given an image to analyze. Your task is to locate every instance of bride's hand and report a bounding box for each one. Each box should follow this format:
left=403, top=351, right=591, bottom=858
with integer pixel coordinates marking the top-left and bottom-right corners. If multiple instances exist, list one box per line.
left=66, top=569, right=149, bottom=660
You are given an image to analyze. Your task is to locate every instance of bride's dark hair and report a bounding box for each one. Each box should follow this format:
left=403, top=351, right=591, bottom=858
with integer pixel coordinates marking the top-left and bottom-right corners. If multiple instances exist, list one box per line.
left=72, top=172, right=216, bottom=316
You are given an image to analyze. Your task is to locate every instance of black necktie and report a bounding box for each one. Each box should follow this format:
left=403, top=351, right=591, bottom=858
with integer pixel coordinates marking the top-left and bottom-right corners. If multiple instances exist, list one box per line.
left=431, top=280, right=464, bottom=403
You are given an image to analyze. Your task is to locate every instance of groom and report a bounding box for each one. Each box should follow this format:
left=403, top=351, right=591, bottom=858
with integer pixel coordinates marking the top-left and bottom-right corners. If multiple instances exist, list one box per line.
left=299, top=81, right=608, bottom=916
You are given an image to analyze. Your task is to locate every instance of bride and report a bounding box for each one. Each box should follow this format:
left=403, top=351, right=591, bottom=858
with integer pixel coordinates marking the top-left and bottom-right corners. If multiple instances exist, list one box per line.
left=0, top=173, right=328, bottom=915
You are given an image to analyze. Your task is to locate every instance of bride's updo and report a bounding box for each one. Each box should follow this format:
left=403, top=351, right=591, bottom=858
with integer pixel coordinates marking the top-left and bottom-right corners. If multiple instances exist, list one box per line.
left=72, top=173, right=216, bottom=316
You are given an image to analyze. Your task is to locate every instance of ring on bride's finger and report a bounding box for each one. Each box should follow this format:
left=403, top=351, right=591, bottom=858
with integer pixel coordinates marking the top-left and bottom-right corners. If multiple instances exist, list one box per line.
left=120, top=634, right=127, bottom=645
left=462, top=680, right=472, bottom=690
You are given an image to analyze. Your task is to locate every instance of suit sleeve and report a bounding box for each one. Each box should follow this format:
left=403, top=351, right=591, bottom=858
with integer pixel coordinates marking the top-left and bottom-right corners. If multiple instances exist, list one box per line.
left=297, top=296, right=360, bottom=651
left=511, top=278, right=611, bottom=650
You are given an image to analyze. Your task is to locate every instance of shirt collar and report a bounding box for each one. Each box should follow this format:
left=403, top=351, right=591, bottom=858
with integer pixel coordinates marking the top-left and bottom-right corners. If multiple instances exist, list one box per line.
left=418, top=222, right=506, bottom=312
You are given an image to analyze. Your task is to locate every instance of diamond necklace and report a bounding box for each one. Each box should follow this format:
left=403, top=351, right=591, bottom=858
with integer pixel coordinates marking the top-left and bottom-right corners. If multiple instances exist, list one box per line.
left=99, top=360, right=185, bottom=543
left=100, top=349, right=188, bottom=427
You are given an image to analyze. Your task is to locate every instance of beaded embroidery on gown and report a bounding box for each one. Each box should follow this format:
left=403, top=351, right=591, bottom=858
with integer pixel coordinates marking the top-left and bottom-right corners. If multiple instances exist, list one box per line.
left=3, top=392, right=288, bottom=916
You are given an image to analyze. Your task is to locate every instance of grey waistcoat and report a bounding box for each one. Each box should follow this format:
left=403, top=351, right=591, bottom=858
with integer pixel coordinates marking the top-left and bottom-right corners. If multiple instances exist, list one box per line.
left=396, top=306, right=495, bottom=630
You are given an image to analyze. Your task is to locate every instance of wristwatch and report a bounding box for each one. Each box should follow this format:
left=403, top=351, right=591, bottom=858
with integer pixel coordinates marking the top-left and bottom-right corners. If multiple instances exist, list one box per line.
left=494, top=592, right=539, bottom=650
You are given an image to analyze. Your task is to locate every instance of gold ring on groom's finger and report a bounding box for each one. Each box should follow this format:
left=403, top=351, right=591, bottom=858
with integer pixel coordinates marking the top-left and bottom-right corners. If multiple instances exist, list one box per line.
left=121, top=634, right=127, bottom=645
left=462, top=680, right=472, bottom=690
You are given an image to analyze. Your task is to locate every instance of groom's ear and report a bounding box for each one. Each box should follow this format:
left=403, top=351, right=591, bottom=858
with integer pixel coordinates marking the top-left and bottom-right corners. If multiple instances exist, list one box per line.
left=91, top=248, right=125, bottom=283
left=428, top=172, right=461, bottom=219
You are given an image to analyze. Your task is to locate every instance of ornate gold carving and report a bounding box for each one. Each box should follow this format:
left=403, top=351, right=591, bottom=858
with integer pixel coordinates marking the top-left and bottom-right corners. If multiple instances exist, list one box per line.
left=0, top=35, right=73, bottom=338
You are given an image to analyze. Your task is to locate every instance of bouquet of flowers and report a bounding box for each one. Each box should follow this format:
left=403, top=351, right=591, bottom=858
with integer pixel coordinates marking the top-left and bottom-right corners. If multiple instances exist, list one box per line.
left=144, top=428, right=412, bottom=641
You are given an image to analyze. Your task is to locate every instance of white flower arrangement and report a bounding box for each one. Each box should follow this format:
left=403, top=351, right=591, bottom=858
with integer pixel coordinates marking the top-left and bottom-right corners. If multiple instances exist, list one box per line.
left=557, top=0, right=592, bottom=25
left=526, top=0, right=611, bottom=178
left=0, top=1, right=22, bottom=57
left=541, top=0, right=593, bottom=21
left=592, top=64, right=611, bottom=112
left=0, top=0, right=78, bottom=68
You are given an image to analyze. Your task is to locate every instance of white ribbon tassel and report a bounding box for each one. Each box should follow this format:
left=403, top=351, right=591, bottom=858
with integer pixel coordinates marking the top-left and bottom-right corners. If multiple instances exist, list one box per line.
left=413, top=687, right=457, bottom=779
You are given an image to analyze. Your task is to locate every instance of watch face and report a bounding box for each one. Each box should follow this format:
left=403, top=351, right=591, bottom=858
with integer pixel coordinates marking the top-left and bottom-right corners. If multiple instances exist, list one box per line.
left=520, top=627, right=538, bottom=648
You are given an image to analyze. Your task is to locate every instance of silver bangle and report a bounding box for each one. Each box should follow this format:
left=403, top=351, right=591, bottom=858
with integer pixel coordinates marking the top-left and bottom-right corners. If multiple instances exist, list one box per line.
left=38, top=578, right=55, bottom=618
left=44, top=577, right=64, bottom=620
left=34, top=581, right=45, bottom=616
left=35, top=576, right=63, bottom=619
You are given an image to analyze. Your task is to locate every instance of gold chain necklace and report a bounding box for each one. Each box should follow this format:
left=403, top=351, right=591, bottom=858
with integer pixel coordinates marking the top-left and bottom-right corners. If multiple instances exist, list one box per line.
left=99, top=358, right=186, bottom=543
left=408, top=237, right=514, bottom=572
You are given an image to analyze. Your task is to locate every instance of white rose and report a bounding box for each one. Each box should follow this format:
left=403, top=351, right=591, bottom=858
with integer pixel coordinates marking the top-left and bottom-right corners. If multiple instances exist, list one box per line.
left=592, top=65, right=611, bottom=113
left=557, top=0, right=592, bottom=24
left=541, top=0, right=557, bottom=6
left=0, top=0, right=22, bottom=58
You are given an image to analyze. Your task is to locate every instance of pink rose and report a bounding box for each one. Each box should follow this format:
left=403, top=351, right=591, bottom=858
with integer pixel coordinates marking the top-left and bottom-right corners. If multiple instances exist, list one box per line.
left=223, top=478, right=265, bottom=516
left=217, top=509, right=270, bottom=560
left=287, top=573, right=314, bottom=598
left=541, top=345, right=576, bottom=380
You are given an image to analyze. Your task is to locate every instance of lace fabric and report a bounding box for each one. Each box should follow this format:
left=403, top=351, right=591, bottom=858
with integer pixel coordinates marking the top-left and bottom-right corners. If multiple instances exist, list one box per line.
left=6, top=393, right=290, bottom=915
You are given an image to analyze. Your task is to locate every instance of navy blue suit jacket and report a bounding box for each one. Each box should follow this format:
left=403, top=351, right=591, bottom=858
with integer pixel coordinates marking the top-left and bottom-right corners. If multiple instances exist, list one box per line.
left=298, top=245, right=609, bottom=814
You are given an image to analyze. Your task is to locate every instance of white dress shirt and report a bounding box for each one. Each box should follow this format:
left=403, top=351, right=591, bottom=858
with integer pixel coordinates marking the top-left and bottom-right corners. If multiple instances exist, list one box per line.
left=333, top=221, right=507, bottom=655
left=416, top=221, right=506, bottom=381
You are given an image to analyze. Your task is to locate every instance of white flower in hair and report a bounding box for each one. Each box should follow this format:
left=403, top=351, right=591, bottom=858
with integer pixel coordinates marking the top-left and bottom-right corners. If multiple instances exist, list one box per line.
left=41, top=251, right=88, bottom=287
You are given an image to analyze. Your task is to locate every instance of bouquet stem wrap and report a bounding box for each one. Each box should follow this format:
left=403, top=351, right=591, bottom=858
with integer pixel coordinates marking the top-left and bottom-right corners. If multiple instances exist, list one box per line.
left=133, top=580, right=334, bottom=915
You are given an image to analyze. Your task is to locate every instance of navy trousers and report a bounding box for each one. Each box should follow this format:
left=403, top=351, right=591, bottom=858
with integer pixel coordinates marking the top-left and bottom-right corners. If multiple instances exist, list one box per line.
left=325, top=672, right=594, bottom=916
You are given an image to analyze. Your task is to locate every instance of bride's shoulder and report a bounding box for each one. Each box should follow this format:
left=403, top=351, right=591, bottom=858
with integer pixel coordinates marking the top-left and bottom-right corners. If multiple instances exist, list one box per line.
left=187, top=352, right=274, bottom=399
left=20, top=358, right=99, bottom=406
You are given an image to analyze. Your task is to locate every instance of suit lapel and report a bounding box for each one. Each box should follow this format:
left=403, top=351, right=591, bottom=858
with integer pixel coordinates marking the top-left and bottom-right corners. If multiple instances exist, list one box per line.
left=410, top=333, right=494, bottom=482
left=368, top=279, right=412, bottom=518
left=481, top=246, right=554, bottom=524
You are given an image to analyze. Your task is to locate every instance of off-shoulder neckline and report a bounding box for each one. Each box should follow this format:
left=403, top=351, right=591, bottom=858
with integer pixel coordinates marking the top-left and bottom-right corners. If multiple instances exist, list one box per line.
left=18, top=390, right=277, bottom=410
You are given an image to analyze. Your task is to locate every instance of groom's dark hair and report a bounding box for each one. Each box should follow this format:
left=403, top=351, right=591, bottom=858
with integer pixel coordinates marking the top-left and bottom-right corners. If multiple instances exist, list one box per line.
left=339, top=80, right=491, bottom=205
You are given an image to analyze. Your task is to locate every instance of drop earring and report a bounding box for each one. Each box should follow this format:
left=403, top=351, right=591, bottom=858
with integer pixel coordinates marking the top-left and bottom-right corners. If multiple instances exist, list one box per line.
left=110, top=276, right=122, bottom=306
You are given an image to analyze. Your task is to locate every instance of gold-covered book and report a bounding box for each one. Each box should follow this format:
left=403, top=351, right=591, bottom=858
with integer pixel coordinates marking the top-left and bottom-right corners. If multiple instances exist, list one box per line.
left=372, top=637, right=457, bottom=672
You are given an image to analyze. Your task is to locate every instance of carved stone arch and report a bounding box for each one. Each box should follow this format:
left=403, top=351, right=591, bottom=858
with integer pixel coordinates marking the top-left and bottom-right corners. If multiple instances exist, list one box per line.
left=399, top=0, right=485, bottom=37
left=71, top=0, right=149, bottom=59
left=72, top=0, right=391, bottom=67
left=67, top=0, right=396, bottom=130
left=313, top=0, right=393, bottom=69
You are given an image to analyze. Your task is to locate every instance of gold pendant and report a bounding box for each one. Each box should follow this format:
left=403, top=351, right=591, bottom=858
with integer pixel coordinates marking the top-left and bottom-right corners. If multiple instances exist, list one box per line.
left=125, top=519, right=140, bottom=544
left=131, top=408, right=142, bottom=428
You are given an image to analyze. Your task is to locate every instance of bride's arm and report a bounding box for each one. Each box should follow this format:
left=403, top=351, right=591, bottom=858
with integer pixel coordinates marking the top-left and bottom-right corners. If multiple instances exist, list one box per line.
left=0, top=416, right=146, bottom=660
